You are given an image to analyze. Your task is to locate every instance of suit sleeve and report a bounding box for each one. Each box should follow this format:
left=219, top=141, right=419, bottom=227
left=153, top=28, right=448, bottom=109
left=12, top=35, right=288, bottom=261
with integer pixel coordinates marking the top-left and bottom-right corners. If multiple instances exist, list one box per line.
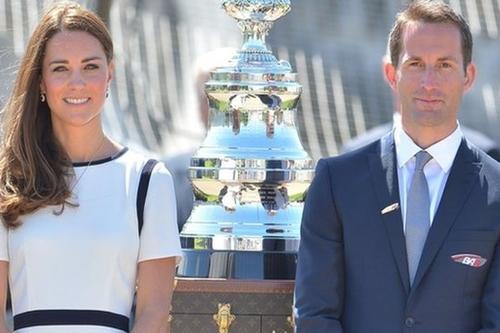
left=478, top=239, right=500, bottom=332
left=294, top=158, right=344, bottom=333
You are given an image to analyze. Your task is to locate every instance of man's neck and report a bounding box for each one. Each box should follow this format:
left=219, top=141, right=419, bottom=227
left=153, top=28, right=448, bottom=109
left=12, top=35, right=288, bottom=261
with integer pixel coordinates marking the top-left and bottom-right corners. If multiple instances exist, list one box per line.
left=402, top=123, right=458, bottom=149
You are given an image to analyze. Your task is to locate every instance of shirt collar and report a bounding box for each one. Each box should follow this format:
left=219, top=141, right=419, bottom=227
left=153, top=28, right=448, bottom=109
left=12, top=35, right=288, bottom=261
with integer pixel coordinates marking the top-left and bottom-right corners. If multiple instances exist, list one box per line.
left=392, top=112, right=402, bottom=129
left=395, top=123, right=463, bottom=173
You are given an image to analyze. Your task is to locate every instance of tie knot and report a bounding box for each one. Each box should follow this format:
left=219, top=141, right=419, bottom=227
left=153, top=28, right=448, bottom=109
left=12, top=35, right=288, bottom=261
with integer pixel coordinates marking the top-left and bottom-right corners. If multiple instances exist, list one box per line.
left=415, top=150, right=432, bottom=171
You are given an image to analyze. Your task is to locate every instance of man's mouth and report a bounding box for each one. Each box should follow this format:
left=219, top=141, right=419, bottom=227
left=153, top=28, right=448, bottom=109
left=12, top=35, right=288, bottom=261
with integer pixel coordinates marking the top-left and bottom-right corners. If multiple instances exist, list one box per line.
left=415, top=97, right=443, bottom=105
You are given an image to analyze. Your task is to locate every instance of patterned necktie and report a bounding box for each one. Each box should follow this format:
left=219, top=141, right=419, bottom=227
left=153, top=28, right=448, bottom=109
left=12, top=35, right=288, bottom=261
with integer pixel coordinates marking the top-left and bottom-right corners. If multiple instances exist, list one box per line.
left=405, top=150, right=433, bottom=286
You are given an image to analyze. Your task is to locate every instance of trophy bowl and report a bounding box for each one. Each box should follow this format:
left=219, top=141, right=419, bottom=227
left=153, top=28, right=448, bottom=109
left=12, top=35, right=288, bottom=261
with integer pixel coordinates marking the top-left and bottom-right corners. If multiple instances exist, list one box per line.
left=222, top=0, right=291, bottom=22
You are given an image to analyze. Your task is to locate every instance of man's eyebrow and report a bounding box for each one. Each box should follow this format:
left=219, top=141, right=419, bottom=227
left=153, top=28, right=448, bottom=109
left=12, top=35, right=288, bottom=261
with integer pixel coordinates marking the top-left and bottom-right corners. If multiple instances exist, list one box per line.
left=402, top=56, right=422, bottom=62
left=402, top=56, right=460, bottom=63
left=436, top=56, right=459, bottom=62
left=48, top=56, right=104, bottom=66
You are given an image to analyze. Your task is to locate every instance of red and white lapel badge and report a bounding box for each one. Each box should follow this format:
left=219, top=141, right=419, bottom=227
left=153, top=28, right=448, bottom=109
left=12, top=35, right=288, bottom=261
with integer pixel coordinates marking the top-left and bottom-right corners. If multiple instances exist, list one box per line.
left=451, top=254, right=487, bottom=268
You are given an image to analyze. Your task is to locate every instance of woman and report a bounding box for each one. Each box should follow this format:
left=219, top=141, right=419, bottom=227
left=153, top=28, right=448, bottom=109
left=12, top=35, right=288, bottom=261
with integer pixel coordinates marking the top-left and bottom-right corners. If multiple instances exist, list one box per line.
left=0, top=2, right=181, bottom=332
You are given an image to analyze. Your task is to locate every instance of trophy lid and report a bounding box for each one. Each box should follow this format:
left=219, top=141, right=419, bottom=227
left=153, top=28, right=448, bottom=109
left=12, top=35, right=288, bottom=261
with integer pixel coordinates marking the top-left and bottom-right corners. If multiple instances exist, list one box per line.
left=206, top=0, right=299, bottom=108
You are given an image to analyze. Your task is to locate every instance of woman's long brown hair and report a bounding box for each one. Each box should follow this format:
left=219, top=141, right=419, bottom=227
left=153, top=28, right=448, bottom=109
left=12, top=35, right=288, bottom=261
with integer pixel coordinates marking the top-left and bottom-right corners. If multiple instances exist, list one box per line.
left=0, top=1, right=113, bottom=227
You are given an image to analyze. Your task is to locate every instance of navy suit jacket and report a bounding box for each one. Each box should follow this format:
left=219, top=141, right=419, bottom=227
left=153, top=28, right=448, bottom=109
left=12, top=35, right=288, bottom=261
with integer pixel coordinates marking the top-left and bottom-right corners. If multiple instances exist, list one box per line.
left=294, top=133, right=500, bottom=333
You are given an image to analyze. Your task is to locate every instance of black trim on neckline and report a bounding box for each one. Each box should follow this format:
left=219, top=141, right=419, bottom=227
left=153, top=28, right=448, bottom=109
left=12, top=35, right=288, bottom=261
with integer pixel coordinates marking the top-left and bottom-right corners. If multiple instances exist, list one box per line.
left=72, top=147, right=128, bottom=167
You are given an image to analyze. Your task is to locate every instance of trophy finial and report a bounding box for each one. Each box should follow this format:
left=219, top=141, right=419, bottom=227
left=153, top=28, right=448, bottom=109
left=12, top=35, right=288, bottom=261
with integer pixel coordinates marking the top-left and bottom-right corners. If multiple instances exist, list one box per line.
left=222, top=0, right=291, bottom=53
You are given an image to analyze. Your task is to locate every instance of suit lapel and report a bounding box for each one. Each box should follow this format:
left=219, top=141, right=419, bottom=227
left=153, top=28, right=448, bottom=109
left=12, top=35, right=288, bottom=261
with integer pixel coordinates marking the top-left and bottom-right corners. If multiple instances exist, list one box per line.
left=410, top=139, right=482, bottom=292
left=369, top=133, right=410, bottom=294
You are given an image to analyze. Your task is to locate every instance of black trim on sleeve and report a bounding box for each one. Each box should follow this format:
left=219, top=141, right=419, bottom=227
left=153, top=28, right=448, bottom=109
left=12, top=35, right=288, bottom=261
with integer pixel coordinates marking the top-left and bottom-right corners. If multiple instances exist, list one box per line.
left=13, top=309, right=129, bottom=331
left=137, top=159, right=159, bottom=236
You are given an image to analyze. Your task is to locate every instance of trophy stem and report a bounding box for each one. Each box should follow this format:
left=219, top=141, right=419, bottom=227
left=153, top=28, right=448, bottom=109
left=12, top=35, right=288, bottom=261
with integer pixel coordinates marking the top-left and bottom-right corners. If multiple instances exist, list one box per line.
left=239, top=20, right=273, bottom=52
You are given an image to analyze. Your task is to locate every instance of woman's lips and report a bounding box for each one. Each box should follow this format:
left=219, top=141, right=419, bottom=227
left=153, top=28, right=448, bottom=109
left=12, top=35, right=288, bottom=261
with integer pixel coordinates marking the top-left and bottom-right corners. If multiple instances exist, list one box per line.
left=63, top=97, right=90, bottom=105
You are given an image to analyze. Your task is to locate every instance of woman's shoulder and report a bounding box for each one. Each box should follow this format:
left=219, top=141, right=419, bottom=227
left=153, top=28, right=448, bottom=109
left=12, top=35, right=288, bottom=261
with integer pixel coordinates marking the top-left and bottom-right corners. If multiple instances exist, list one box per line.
left=112, top=146, right=153, bottom=166
left=117, top=147, right=172, bottom=179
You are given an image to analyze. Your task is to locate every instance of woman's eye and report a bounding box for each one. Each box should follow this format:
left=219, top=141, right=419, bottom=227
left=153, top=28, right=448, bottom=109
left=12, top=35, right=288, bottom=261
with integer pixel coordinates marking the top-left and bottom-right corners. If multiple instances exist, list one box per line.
left=52, top=66, right=67, bottom=72
left=85, top=64, right=99, bottom=70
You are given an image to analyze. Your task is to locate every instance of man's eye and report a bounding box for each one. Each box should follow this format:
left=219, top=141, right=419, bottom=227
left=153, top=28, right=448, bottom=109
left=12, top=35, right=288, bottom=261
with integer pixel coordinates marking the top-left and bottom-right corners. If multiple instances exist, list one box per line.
left=408, top=61, right=421, bottom=67
left=439, top=62, right=452, bottom=69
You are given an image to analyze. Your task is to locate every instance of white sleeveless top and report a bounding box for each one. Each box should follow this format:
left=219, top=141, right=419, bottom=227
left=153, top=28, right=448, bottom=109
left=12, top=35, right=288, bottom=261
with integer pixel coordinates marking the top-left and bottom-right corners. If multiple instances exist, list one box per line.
left=0, top=148, right=182, bottom=332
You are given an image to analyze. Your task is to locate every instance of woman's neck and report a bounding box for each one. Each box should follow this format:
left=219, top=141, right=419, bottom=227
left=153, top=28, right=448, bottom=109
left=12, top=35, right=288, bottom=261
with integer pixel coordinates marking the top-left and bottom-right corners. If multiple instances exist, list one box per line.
left=53, top=125, right=117, bottom=163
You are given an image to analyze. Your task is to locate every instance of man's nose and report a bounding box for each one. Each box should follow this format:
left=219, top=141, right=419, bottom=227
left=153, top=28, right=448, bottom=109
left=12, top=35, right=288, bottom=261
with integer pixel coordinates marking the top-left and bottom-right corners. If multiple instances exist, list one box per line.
left=420, top=67, right=439, bottom=90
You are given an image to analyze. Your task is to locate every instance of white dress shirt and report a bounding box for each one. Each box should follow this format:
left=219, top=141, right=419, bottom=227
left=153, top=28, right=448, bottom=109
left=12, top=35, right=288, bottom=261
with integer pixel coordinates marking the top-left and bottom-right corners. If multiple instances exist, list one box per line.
left=394, top=124, right=463, bottom=231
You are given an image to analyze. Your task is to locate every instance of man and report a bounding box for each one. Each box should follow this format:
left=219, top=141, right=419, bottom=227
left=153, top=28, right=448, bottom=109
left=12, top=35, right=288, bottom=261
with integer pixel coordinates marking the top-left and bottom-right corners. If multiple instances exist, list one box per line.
left=294, top=1, right=500, bottom=332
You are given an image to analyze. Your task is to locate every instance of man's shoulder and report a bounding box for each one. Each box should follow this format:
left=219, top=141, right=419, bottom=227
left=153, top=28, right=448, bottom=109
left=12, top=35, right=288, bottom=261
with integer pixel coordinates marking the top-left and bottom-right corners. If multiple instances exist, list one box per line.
left=461, top=126, right=500, bottom=162
left=477, top=148, right=500, bottom=172
left=465, top=140, right=500, bottom=179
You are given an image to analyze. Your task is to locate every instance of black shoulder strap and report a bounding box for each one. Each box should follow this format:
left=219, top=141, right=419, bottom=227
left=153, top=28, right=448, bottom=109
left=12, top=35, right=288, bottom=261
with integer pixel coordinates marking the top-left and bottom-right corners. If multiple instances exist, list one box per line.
left=137, top=159, right=159, bottom=236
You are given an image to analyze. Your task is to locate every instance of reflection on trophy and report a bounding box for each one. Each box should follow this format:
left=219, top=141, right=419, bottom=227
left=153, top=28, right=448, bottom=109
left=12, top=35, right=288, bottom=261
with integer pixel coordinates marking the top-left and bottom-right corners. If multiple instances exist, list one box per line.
left=177, top=0, right=314, bottom=280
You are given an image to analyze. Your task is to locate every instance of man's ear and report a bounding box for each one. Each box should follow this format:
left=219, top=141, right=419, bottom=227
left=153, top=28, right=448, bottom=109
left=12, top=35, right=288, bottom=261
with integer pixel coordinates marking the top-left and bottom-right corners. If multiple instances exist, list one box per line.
left=463, top=62, right=476, bottom=93
left=383, top=61, right=398, bottom=91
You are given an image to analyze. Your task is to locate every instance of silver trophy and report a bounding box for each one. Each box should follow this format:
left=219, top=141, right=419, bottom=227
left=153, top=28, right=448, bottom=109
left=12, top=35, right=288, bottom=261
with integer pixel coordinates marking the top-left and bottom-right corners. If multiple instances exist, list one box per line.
left=177, top=0, right=313, bottom=280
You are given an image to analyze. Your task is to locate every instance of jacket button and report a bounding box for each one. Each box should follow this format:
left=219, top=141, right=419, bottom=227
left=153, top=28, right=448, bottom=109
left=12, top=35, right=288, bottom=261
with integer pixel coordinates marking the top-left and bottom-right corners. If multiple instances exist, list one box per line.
left=405, top=317, right=415, bottom=327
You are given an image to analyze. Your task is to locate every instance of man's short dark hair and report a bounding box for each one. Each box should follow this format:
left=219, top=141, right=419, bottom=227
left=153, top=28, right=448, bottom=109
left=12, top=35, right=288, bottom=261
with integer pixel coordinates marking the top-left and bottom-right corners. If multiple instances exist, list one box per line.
left=388, top=0, right=473, bottom=70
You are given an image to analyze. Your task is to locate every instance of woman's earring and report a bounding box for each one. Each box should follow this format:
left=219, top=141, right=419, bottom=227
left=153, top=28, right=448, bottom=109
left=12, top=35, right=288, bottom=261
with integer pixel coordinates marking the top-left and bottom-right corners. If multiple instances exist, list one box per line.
left=40, top=93, right=46, bottom=102
left=106, top=89, right=109, bottom=98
